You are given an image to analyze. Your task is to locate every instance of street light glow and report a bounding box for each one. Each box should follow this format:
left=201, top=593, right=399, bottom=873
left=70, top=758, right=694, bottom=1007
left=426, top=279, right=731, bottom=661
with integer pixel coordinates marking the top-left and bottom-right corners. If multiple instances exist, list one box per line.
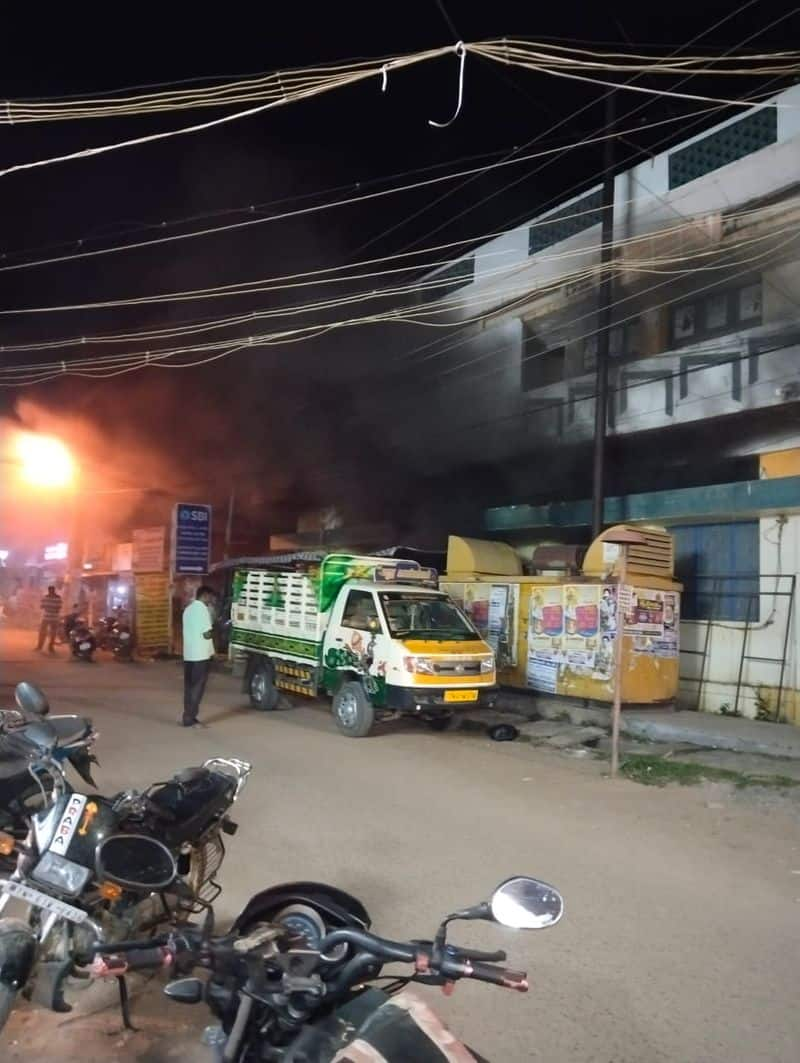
left=15, top=432, right=75, bottom=488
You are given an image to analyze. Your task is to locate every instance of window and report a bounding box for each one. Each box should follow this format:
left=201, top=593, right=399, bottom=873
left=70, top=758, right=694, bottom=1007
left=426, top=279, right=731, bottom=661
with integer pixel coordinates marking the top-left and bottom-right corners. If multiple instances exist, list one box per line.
left=522, top=345, right=564, bottom=391
left=673, top=521, right=760, bottom=621
left=341, top=590, right=380, bottom=630
left=669, top=280, right=762, bottom=347
left=668, top=106, right=777, bottom=190
left=418, top=256, right=475, bottom=305
left=738, top=283, right=762, bottom=321
left=673, top=304, right=696, bottom=342
left=705, top=294, right=728, bottom=330
left=583, top=319, right=641, bottom=370
left=529, top=188, right=603, bottom=256
left=379, top=592, right=476, bottom=639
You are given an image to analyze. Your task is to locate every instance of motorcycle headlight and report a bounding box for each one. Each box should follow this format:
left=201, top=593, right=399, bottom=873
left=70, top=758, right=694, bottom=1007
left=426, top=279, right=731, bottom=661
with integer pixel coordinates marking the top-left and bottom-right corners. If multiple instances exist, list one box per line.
left=31, top=852, right=91, bottom=897
left=480, top=657, right=495, bottom=674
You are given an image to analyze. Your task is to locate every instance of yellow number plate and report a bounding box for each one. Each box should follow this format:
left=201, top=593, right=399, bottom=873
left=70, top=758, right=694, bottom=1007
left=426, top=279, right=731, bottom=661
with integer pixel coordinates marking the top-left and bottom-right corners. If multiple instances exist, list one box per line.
left=444, top=689, right=479, bottom=703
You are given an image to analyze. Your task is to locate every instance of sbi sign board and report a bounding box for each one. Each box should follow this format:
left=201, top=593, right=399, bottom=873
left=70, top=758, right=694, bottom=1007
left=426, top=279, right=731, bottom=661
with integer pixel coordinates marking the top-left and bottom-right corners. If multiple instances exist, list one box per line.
left=173, top=504, right=212, bottom=575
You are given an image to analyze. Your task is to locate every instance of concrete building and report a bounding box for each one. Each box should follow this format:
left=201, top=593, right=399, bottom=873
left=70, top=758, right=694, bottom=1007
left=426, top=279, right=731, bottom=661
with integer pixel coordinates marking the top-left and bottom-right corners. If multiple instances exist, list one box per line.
left=387, top=85, right=800, bottom=723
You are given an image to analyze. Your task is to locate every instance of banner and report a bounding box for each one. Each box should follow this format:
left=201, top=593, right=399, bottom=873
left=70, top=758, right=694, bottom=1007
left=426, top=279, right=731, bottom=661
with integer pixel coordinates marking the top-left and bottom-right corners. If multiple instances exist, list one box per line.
left=132, top=527, right=165, bottom=573
left=173, top=504, right=212, bottom=575
left=134, top=573, right=170, bottom=652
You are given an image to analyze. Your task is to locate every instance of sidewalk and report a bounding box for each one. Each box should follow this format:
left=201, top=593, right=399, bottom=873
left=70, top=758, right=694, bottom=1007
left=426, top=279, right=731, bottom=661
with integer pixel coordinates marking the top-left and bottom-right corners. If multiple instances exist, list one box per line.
left=490, top=690, right=800, bottom=761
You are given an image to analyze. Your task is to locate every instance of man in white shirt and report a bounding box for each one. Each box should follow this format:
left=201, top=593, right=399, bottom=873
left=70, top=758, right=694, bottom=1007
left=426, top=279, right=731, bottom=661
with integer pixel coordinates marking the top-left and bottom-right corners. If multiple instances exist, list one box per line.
left=182, top=585, right=216, bottom=727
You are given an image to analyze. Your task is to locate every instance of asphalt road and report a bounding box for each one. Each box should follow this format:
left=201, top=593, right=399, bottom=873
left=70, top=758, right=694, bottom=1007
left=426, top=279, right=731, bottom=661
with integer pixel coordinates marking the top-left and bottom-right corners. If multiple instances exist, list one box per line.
left=1, top=626, right=799, bottom=1063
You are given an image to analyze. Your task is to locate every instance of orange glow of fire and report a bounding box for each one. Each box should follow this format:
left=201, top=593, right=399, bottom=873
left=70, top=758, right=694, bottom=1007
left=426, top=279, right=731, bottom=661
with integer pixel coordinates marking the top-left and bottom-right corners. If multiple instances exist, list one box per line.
left=14, top=432, right=76, bottom=489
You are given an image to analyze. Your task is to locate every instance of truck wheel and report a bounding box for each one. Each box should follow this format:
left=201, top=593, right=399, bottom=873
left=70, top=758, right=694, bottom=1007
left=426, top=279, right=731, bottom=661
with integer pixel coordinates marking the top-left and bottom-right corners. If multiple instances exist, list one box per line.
left=426, top=713, right=454, bottom=732
left=332, top=681, right=374, bottom=738
left=249, top=662, right=278, bottom=711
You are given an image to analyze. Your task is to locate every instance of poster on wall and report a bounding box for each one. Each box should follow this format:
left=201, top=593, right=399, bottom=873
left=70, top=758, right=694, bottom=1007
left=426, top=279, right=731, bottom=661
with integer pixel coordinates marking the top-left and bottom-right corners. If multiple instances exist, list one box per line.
left=631, top=590, right=680, bottom=658
left=132, top=527, right=166, bottom=573
left=625, top=588, right=666, bottom=636
left=134, top=573, right=170, bottom=652
left=526, top=650, right=559, bottom=693
left=463, top=584, right=491, bottom=636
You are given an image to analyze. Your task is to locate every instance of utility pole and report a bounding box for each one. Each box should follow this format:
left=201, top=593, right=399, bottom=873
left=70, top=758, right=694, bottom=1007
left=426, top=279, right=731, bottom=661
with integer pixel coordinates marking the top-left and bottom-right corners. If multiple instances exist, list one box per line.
left=224, top=485, right=235, bottom=560
left=591, top=91, right=616, bottom=541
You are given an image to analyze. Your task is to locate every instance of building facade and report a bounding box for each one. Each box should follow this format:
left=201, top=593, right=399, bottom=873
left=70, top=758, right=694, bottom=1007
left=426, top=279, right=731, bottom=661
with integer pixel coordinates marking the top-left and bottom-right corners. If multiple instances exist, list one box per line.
left=391, top=85, right=800, bottom=722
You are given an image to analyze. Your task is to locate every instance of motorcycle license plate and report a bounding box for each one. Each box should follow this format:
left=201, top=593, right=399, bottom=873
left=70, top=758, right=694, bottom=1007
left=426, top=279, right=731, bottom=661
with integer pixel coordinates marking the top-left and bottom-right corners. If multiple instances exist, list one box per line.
left=0, top=879, right=88, bottom=925
left=444, top=689, right=478, bottom=703
left=79, top=642, right=91, bottom=651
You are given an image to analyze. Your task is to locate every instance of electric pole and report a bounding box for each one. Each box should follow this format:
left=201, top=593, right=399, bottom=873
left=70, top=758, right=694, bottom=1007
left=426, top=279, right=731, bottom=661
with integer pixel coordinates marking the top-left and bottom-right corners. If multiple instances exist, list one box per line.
left=591, top=91, right=616, bottom=541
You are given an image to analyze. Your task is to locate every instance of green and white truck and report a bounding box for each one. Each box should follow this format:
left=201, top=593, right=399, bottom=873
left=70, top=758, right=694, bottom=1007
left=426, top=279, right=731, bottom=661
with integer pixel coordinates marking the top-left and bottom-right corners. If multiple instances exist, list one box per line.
left=229, top=553, right=496, bottom=737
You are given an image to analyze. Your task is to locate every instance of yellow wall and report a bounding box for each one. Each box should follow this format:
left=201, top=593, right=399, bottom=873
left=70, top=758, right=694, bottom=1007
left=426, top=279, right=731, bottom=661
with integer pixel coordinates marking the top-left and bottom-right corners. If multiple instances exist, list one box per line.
left=760, top=447, right=800, bottom=479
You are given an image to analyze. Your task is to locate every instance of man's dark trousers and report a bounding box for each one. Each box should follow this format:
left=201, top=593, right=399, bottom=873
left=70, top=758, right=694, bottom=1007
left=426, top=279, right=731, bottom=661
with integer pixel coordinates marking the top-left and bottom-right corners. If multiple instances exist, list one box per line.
left=183, top=660, right=211, bottom=725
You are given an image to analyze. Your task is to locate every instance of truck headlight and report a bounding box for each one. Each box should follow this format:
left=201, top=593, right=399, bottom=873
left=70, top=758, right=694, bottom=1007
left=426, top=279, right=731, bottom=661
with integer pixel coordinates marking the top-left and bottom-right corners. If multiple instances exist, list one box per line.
left=480, top=658, right=495, bottom=674
left=31, top=852, right=91, bottom=897
left=403, top=656, right=436, bottom=674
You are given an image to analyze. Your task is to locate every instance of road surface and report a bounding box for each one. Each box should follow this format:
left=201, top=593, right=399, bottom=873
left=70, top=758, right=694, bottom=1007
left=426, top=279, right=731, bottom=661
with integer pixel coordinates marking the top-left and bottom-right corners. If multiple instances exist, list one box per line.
left=1, top=626, right=799, bottom=1062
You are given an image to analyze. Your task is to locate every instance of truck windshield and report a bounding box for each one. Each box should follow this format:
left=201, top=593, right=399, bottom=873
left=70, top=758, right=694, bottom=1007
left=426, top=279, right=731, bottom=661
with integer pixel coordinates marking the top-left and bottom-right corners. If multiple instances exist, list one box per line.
left=379, top=592, right=477, bottom=640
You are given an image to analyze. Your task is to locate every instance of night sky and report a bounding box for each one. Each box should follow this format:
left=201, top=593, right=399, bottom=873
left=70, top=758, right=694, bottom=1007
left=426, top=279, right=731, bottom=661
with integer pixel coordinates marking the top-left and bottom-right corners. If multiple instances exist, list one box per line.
left=2, top=1, right=796, bottom=549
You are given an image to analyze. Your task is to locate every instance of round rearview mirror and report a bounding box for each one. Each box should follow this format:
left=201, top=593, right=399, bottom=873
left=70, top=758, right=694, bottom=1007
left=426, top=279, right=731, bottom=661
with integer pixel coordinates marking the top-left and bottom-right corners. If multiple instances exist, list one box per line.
left=15, top=681, right=50, bottom=717
left=96, top=834, right=177, bottom=893
left=490, top=876, right=564, bottom=930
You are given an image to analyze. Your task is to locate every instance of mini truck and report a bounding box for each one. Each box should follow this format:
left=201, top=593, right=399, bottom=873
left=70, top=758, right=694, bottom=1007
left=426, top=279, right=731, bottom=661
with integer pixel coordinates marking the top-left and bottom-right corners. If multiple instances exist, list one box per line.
left=229, top=554, right=496, bottom=737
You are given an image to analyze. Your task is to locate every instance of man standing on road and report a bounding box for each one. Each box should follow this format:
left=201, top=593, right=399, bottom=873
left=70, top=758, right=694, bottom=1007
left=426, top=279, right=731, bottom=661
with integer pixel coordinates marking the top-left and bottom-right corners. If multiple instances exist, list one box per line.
left=36, top=585, right=62, bottom=653
left=182, top=585, right=216, bottom=728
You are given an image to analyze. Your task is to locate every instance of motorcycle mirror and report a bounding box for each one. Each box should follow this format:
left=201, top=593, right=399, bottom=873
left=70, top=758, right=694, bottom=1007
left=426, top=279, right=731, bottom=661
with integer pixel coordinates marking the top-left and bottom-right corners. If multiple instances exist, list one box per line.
left=14, top=681, right=50, bottom=718
left=489, top=876, right=564, bottom=930
left=164, top=977, right=204, bottom=1005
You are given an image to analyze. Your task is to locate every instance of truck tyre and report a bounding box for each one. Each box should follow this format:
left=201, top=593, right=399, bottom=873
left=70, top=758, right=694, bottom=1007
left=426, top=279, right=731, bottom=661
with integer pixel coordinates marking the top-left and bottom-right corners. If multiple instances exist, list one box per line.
left=249, top=661, right=279, bottom=711
left=332, top=681, right=375, bottom=738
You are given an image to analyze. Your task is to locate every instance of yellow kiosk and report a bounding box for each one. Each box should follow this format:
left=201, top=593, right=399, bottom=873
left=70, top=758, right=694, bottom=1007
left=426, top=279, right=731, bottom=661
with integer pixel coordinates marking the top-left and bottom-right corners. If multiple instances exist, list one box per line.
left=442, top=525, right=681, bottom=705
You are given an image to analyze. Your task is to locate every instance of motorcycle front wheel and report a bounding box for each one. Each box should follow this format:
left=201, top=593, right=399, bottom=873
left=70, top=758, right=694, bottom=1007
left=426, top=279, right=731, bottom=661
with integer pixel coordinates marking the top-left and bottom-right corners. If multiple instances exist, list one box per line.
left=0, top=984, right=16, bottom=1033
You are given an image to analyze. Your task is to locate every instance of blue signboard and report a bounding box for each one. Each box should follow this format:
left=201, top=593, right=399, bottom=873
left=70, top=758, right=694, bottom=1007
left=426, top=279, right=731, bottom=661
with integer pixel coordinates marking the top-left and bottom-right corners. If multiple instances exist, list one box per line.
left=173, top=503, right=212, bottom=574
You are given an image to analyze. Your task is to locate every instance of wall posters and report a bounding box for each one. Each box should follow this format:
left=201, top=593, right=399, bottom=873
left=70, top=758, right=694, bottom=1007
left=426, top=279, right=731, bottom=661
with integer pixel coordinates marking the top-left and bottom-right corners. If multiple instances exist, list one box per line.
left=526, top=583, right=680, bottom=694
left=132, top=527, right=166, bottom=573
left=454, top=582, right=519, bottom=667
left=627, top=588, right=680, bottom=658
left=134, top=573, right=171, bottom=652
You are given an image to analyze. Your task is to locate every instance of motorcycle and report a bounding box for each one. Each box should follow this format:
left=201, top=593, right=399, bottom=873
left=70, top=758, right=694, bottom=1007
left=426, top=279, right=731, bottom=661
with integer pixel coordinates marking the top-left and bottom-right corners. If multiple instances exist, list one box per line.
left=110, top=618, right=135, bottom=661
left=0, top=682, right=251, bottom=1031
left=93, top=614, right=118, bottom=651
left=70, top=619, right=96, bottom=662
left=0, top=683, right=98, bottom=873
left=82, top=874, right=564, bottom=1060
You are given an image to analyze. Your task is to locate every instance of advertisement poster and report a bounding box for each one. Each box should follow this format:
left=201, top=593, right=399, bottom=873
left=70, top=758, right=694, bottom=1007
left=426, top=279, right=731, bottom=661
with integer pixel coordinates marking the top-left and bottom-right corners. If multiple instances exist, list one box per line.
left=487, top=584, right=518, bottom=666
left=632, top=591, right=680, bottom=657
left=526, top=650, right=559, bottom=693
left=134, top=574, right=170, bottom=652
left=564, top=584, right=599, bottom=639
left=463, top=584, right=491, bottom=636
left=529, top=586, right=563, bottom=642
left=132, top=527, right=166, bottom=573
left=625, top=588, right=665, bottom=636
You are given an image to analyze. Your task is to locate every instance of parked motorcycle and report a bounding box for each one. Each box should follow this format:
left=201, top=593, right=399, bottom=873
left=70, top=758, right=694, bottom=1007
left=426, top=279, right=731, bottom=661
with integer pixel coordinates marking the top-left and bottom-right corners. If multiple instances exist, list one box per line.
left=0, top=682, right=251, bottom=1031
left=79, top=875, right=563, bottom=1060
left=69, top=619, right=96, bottom=662
left=110, top=618, right=135, bottom=661
left=93, top=614, right=118, bottom=651
left=0, top=683, right=98, bottom=873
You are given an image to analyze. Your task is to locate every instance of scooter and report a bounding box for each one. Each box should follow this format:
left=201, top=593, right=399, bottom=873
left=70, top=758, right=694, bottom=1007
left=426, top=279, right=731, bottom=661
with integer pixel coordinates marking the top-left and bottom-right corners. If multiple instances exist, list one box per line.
left=69, top=619, right=96, bottom=662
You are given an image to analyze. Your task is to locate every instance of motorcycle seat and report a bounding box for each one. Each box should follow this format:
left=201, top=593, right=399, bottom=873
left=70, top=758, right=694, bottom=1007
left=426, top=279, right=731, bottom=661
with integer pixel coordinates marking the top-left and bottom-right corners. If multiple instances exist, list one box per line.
left=47, top=716, right=93, bottom=746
